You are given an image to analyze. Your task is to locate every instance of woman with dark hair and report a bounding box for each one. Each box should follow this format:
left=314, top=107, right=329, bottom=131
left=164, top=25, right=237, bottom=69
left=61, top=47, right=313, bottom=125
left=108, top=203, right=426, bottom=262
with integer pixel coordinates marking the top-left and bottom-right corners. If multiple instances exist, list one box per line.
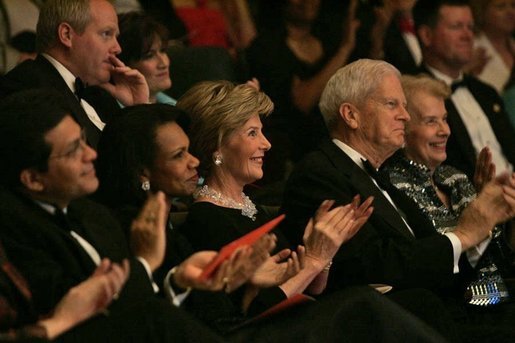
left=469, top=0, right=514, bottom=94
left=117, top=12, right=175, bottom=104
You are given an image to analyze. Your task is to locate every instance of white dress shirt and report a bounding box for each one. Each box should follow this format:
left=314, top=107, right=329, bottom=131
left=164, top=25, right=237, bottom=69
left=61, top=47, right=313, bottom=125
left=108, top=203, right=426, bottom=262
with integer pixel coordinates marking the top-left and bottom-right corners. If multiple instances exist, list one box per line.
left=42, top=53, right=106, bottom=130
left=427, top=66, right=513, bottom=176
left=474, top=33, right=513, bottom=94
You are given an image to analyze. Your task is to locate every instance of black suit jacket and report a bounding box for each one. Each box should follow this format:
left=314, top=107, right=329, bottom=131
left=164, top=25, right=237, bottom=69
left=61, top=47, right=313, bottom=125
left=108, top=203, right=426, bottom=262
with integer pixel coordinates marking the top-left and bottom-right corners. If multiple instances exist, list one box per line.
left=281, top=139, right=473, bottom=293
left=0, top=55, right=120, bottom=148
left=417, top=66, right=515, bottom=180
left=0, top=189, right=154, bottom=315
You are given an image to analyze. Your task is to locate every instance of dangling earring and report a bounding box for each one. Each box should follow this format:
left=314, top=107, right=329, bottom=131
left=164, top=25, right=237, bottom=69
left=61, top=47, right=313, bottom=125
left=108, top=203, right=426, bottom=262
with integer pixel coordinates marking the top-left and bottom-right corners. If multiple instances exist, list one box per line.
left=213, top=153, right=223, bottom=166
left=141, top=180, right=150, bottom=191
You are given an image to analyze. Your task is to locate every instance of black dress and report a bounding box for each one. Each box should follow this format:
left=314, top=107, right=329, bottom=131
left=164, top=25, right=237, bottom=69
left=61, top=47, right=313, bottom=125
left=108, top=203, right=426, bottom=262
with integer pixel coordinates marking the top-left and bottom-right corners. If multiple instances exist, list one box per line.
left=179, top=202, right=291, bottom=252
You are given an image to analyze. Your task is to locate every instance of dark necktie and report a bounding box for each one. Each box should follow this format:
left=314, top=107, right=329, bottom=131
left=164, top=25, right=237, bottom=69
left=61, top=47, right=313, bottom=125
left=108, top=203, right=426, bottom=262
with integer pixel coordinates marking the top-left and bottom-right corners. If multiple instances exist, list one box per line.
left=362, top=159, right=391, bottom=190
left=398, top=17, right=415, bottom=34
left=54, top=207, right=73, bottom=231
left=451, top=78, right=468, bottom=93
left=74, top=77, right=86, bottom=100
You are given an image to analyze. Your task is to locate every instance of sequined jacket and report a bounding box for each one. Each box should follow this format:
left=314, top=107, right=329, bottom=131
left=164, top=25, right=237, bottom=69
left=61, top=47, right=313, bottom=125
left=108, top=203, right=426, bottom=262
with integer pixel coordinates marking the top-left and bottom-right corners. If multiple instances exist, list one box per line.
left=382, top=151, right=476, bottom=234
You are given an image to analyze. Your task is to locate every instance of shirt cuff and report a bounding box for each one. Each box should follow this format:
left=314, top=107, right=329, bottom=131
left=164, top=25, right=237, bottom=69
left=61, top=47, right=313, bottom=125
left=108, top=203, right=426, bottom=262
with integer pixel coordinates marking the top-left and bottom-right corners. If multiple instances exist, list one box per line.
left=466, top=236, right=492, bottom=268
left=136, top=256, right=159, bottom=293
left=444, top=232, right=462, bottom=274
left=164, top=266, right=192, bottom=307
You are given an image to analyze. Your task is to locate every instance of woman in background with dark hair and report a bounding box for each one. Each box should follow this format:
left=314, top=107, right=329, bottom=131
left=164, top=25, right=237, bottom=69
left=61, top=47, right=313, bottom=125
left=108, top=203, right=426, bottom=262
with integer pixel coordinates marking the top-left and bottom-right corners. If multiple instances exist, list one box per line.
left=117, top=12, right=176, bottom=105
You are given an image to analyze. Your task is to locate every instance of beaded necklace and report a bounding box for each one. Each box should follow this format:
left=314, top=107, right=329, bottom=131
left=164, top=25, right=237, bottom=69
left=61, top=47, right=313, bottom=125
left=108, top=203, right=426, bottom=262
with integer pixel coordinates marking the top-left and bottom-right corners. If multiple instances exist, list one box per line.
left=194, top=185, right=257, bottom=221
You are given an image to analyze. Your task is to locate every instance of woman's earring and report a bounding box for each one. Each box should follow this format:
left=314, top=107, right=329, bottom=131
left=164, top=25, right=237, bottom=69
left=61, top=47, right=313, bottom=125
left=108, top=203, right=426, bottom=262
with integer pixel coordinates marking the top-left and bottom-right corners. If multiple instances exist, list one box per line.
left=141, top=180, right=150, bottom=191
left=213, top=154, right=223, bottom=166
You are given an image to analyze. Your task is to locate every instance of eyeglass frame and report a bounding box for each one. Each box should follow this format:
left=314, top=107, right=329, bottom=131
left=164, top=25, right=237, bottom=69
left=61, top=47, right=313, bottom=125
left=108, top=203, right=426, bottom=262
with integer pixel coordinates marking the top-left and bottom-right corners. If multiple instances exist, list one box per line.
left=48, top=129, right=88, bottom=160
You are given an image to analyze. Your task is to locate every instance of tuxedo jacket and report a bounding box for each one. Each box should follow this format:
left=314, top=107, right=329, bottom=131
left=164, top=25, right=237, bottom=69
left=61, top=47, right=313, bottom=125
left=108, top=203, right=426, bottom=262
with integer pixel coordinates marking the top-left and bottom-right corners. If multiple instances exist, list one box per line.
left=417, top=66, right=515, bottom=180
left=383, top=17, right=419, bottom=75
left=0, top=189, right=154, bottom=315
left=0, top=55, right=120, bottom=149
left=280, top=139, right=474, bottom=294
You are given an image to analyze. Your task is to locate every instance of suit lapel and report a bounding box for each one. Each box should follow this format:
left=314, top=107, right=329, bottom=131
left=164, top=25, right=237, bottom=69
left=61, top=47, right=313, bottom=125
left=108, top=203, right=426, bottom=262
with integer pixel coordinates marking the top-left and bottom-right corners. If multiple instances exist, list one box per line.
left=320, top=141, right=415, bottom=239
left=16, top=195, right=99, bottom=274
left=34, top=56, right=101, bottom=146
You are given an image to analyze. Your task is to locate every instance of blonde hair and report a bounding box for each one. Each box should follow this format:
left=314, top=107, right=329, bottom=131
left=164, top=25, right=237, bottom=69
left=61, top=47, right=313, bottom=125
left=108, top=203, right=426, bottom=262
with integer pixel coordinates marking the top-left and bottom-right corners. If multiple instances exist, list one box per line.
left=177, top=80, right=274, bottom=176
left=401, top=74, right=450, bottom=122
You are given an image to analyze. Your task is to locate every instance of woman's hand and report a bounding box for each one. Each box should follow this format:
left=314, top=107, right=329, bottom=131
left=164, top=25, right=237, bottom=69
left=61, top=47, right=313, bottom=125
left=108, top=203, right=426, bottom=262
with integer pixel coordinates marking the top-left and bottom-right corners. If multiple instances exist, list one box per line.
left=303, top=197, right=373, bottom=268
left=172, top=234, right=276, bottom=293
left=474, top=146, right=496, bottom=191
left=130, top=192, right=167, bottom=272
left=340, top=0, right=360, bottom=52
left=245, top=77, right=260, bottom=91
left=464, top=47, right=490, bottom=76
left=250, top=246, right=305, bottom=288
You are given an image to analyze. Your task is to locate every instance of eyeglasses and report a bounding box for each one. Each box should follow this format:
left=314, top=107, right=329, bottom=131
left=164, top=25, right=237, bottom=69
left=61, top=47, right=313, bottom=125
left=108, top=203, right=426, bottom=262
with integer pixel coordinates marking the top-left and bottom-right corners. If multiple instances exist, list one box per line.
left=49, top=130, right=88, bottom=160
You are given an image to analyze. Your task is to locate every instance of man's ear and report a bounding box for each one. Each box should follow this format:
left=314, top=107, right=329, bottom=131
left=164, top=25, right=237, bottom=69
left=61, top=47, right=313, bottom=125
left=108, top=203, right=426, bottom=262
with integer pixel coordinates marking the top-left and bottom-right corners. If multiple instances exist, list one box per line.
left=19, top=169, right=45, bottom=192
left=417, top=25, right=433, bottom=48
left=339, top=103, right=359, bottom=129
left=57, top=22, right=75, bottom=48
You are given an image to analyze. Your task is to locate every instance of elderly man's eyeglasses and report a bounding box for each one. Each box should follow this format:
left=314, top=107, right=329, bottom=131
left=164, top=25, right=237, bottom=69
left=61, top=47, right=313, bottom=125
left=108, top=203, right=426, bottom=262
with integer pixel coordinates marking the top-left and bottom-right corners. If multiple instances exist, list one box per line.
left=49, top=130, right=88, bottom=160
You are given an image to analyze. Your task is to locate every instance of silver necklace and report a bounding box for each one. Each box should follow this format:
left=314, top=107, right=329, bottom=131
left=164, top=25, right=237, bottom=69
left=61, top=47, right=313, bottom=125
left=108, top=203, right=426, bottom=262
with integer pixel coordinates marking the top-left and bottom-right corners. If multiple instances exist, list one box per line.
left=194, top=185, right=258, bottom=221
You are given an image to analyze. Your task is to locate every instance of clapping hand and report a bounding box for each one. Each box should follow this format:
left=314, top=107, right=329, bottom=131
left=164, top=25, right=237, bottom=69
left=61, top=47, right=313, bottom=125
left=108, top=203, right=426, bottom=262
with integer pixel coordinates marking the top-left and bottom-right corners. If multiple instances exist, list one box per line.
left=41, top=259, right=130, bottom=339
left=474, top=146, right=496, bottom=191
left=303, top=197, right=373, bottom=268
left=130, top=192, right=167, bottom=272
left=172, top=234, right=276, bottom=293
left=250, top=246, right=306, bottom=288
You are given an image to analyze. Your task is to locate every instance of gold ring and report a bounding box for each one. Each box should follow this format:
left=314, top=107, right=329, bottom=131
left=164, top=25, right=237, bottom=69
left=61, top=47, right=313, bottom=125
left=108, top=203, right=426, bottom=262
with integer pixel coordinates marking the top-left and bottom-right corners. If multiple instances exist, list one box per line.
left=113, top=292, right=119, bottom=300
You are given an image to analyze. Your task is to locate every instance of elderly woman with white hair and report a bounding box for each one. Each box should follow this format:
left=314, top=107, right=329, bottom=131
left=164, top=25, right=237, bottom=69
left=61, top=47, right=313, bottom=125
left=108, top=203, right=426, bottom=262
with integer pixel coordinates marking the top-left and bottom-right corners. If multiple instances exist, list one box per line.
left=381, top=74, right=515, bottom=306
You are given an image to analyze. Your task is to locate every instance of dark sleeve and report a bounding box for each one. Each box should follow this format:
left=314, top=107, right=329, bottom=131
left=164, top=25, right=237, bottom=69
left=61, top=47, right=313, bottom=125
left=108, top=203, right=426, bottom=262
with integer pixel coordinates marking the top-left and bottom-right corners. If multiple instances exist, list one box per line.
left=281, top=153, right=456, bottom=291
left=245, top=287, right=287, bottom=317
left=81, top=86, right=121, bottom=126
left=0, top=325, right=49, bottom=342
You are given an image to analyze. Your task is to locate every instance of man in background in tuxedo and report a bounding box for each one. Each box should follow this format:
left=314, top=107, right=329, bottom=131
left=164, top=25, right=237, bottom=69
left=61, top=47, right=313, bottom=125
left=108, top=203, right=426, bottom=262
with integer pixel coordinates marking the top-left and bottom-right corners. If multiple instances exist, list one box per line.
left=0, top=0, right=149, bottom=148
left=413, top=0, right=515, bottom=180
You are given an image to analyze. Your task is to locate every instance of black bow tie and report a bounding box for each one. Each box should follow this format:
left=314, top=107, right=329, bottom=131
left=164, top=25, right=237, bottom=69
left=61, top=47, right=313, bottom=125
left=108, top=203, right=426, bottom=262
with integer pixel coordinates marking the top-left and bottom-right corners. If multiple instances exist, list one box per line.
left=362, top=159, right=388, bottom=188
left=74, top=77, right=86, bottom=100
left=450, top=78, right=468, bottom=93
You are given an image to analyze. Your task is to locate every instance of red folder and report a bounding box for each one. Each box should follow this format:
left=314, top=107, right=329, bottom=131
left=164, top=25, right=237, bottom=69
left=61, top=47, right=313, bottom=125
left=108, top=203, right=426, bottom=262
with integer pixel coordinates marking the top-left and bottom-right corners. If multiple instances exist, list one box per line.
left=198, top=214, right=286, bottom=281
